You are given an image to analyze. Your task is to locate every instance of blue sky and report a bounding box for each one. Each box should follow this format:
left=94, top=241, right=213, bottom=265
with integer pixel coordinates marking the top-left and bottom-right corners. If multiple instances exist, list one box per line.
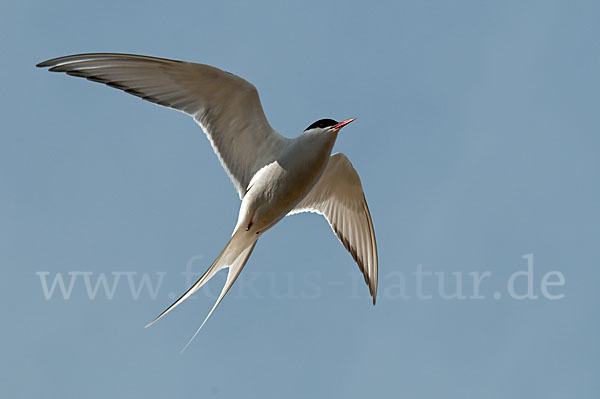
left=2, top=1, right=599, bottom=398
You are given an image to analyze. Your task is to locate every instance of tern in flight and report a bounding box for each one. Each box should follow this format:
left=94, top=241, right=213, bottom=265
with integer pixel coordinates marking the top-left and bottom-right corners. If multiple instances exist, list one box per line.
left=37, top=53, right=378, bottom=349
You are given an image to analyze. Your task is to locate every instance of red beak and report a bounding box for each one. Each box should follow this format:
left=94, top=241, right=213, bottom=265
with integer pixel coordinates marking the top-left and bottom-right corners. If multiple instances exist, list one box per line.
left=333, top=118, right=356, bottom=130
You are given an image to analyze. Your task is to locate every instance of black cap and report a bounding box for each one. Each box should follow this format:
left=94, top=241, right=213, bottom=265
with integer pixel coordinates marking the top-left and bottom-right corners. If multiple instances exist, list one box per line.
left=304, top=119, right=339, bottom=132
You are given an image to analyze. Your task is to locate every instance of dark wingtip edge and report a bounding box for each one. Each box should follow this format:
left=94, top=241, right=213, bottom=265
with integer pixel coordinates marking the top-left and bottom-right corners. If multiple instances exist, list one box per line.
left=36, top=55, right=66, bottom=68
left=36, top=59, right=53, bottom=68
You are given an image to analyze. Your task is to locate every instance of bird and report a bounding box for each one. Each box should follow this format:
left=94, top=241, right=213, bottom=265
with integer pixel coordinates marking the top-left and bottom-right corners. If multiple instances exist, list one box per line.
left=37, top=53, right=378, bottom=349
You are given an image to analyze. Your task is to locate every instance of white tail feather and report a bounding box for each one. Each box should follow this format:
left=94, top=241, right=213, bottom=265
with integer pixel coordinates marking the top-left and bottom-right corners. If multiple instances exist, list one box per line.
left=180, top=241, right=257, bottom=352
left=145, top=231, right=258, bottom=348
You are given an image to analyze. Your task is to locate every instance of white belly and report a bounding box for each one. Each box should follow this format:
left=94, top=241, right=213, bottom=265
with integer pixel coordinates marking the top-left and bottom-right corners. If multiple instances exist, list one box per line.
left=234, top=130, right=337, bottom=234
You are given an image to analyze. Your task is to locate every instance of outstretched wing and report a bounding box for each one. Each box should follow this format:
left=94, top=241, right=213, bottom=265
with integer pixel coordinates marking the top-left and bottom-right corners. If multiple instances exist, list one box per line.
left=289, top=153, right=378, bottom=303
left=37, top=53, right=289, bottom=198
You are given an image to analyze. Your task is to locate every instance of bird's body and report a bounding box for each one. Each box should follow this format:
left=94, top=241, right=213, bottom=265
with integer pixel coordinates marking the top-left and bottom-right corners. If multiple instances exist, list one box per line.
left=239, top=128, right=337, bottom=234
left=37, top=53, right=378, bottom=349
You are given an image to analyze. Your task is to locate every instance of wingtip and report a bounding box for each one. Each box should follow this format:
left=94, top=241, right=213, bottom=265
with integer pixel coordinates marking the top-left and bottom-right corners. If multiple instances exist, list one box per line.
left=36, top=59, right=54, bottom=68
left=36, top=56, right=70, bottom=68
left=36, top=55, right=71, bottom=68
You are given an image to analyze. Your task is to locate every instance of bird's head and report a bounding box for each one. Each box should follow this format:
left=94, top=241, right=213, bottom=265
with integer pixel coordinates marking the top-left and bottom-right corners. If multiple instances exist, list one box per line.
left=303, top=118, right=356, bottom=134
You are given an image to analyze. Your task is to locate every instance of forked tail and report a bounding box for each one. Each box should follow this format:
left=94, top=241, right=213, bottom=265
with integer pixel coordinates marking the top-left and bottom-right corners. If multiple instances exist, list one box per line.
left=145, top=230, right=258, bottom=351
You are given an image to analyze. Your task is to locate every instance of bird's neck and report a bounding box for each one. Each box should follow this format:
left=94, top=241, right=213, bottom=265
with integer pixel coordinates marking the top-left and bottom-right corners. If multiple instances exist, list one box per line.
left=303, top=129, right=338, bottom=151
